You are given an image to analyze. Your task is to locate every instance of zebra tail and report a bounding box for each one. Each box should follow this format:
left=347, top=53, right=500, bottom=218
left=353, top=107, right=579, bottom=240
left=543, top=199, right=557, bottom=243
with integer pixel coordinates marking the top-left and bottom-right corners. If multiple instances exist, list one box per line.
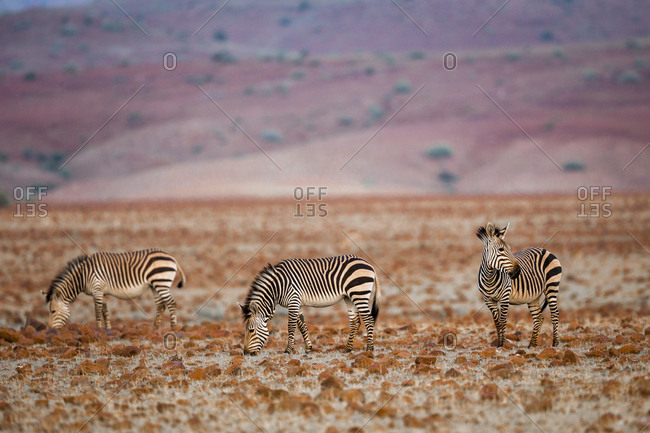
left=540, top=297, right=548, bottom=313
left=176, top=262, right=187, bottom=289
left=371, top=275, right=381, bottom=323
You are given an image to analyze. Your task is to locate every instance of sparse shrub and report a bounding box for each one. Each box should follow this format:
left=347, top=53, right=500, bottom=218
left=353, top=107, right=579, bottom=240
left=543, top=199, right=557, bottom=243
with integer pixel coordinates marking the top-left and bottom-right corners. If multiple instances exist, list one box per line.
left=625, top=39, right=642, bottom=51
left=368, top=104, right=384, bottom=122
left=211, top=50, right=237, bottom=64
left=243, top=86, right=255, bottom=95
left=298, top=1, right=311, bottom=12
left=118, top=59, right=131, bottom=68
left=394, top=79, right=413, bottom=94
left=101, top=20, right=124, bottom=33
left=634, top=59, right=647, bottom=70
left=581, top=69, right=601, bottom=81
left=438, top=171, right=458, bottom=184
left=552, top=48, right=566, bottom=59
left=617, top=70, right=642, bottom=85
left=61, top=24, right=78, bottom=37
left=563, top=160, right=585, bottom=172
left=0, top=152, right=7, bottom=163
left=9, top=60, right=23, bottom=70
left=213, top=30, right=228, bottom=42
left=339, top=116, right=353, bottom=127
left=83, top=15, right=94, bottom=26
left=426, top=143, right=453, bottom=160
left=191, top=145, right=203, bottom=155
left=127, top=112, right=143, bottom=128
left=381, top=54, right=395, bottom=66
left=13, top=20, right=31, bottom=32
left=308, top=58, right=320, bottom=68
left=543, top=118, right=556, bottom=132
left=22, top=148, right=34, bottom=160
left=41, top=152, right=66, bottom=172
left=540, top=30, right=554, bottom=42
left=185, top=74, right=213, bottom=85
left=23, top=71, right=37, bottom=81
left=506, top=51, right=522, bottom=62
left=291, top=69, right=306, bottom=80
left=409, top=51, right=426, bottom=60
left=276, top=81, right=291, bottom=95
left=278, top=16, right=292, bottom=27
left=113, top=75, right=127, bottom=84
left=0, top=190, right=11, bottom=207
left=260, top=130, right=284, bottom=143
left=63, top=63, right=78, bottom=74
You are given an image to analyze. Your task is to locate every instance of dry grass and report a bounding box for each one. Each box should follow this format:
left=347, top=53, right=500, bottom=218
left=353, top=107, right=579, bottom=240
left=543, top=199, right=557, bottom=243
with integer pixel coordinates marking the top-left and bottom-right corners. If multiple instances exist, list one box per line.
left=1, top=195, right=649, bottom=432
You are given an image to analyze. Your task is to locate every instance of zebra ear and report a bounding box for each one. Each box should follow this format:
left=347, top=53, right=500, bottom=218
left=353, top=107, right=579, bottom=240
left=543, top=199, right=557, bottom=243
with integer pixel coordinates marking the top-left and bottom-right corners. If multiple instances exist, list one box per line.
left=498, top=222, right=510, bottom=239
left=486, top=222, right=496, bottom=237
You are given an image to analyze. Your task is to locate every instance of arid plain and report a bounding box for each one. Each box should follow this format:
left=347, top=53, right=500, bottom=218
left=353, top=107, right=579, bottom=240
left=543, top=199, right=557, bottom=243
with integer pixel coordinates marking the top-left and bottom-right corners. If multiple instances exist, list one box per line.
left=0, top=194, right=649, bottom=432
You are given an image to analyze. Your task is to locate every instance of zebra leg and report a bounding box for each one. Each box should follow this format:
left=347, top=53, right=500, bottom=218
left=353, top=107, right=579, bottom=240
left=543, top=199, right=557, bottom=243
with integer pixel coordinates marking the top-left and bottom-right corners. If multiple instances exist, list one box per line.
left=360, top=312, right=375, bottom=351
left=92, top=291, right=105, bottom=328
left=497, top=303, right=510, bottom=348
left=297, top=313, right=312, bottom=352
left=527, top=303, right=544, bottom=348
left=484, top=298, right=501, bottom=346
left=547, top=294, right=559, bottom=347
left=166, top=298, right=178, bottom=329
left=344, top=299, right=361, bottom=352
left=285, top=309, right=299, bottom=354
left=151, top=288, right=166, bottom=329
left=102, top=301, right=111, bottom=330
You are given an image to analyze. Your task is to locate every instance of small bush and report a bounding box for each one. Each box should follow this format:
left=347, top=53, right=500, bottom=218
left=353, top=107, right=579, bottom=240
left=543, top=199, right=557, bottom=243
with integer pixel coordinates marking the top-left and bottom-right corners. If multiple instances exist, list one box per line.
left=364, top=66, right=375, bottom=76
left=243, top=86, right=255, bottom=95
left=63, top=63, right=78, bottom=74
left=61, top=24, right=78, bottom=37
left=438, top=171, right=458, bottom=184
left=260, top=130, right=283, bottom=143
left=339, top=116, right=353, bottom=127
left=185, top=74, right=213, bottom=85
left=298, top=1, right=311, bottom=12
left=83, top=15, right=94, bottom=26
left=0, top=152, right=7, bottom=163
left=617, top=70, right=642, bottom=85
left=506, top=51, right=522, bottom=62
left=213, top=30, right=228, bottom=42
left=552, top=48, right=566, bottom=59
left=581, top=69, right=601, bottom=81
left=409, top=51, right=426, bottom=60
left=9, top=60, right=23, bottom=70
left=625, top=39, right=642, bottom=51
left=127, top=112, right=143, bottom=128
left=0, top=190, right=12, bottom=207
left=23, top=71, right=37, bottom=81
left=291, top=69, right=306, bottom=81
left=211, top=50, right=237, bottom=64
left=13, top=21, right=31, bottom=32
left=101, top=20, right=124, bottom=33
left=540, top=30, right=554, bottom=42
left=563, top=160, right=585, bottom=172
left=368, top=105, right=384, bottom=122
left=278, top=16, right=292, bottom=27
left=394, top=79, right=413, bottom=94
left=426, top=144, right=453, bottom=160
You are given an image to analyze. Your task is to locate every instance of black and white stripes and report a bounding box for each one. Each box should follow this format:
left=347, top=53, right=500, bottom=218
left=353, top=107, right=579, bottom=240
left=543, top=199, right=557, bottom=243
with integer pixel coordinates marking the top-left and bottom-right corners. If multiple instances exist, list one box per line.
left=476, top=222, right=562, bottom=348
left=46, top=249, right=186, bottom=329
left=240, top=255, right=381, bottom=355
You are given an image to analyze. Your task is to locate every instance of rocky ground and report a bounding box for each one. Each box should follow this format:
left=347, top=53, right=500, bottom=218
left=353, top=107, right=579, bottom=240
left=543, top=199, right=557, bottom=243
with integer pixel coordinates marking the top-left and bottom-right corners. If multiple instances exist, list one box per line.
left=0, top=195, right=649, bottom=432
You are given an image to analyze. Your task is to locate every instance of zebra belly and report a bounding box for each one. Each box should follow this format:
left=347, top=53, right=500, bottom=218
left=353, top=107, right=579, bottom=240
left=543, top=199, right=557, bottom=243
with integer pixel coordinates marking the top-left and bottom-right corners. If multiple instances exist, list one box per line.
left=104, top=283, right=149, bottom=300
left=302, top=293, right=345, bottom=308
left=509, top=291, right=544, bottom=305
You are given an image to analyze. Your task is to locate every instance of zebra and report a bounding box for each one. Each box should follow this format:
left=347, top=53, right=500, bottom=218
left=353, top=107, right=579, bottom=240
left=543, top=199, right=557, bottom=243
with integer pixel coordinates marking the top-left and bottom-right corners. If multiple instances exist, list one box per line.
left=240, top=254, right=381, bottom=355
left=45, top=249, right=186, bottom=329
left=476, top=222, right=562, bottom=348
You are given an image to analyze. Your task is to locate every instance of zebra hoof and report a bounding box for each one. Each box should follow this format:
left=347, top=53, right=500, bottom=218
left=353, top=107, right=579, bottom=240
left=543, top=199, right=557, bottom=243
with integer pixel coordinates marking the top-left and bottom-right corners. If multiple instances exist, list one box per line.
left=552, top=341, right=559, bottom=347
left=284, top=348, right=295, bottom=354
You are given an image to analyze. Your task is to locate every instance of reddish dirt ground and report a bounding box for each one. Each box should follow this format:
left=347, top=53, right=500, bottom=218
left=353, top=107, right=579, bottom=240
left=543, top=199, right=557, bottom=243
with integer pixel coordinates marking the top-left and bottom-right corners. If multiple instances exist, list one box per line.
left=0, top=196, right=649, bottom=432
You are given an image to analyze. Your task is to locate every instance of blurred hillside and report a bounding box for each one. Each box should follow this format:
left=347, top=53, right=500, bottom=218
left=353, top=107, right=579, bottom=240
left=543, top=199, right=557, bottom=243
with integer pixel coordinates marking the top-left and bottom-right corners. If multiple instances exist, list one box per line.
left=0, top=0, right=649, bottom=201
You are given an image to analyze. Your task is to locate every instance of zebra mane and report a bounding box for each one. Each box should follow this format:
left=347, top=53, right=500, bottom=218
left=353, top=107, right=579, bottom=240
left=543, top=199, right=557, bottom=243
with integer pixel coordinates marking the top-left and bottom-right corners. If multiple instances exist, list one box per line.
left=241, top=263, right=277, bottom=320
left=476, top=223, right=505, bottom=241
left=45, top=254, right=89, bottom=302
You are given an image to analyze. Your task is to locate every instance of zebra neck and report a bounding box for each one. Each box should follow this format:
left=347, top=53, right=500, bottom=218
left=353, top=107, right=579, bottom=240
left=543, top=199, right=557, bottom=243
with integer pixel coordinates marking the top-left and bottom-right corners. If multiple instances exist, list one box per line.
left=479, top=265, right=502, bottom=289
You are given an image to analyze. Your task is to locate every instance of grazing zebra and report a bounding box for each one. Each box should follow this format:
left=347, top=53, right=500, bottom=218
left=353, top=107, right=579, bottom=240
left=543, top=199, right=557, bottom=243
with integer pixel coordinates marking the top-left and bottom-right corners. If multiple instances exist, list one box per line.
left=240, top=254, right=381, bottom=355
left=45, top=249, right=186, bottom=329
left=476, top=222, right=562, bottom=348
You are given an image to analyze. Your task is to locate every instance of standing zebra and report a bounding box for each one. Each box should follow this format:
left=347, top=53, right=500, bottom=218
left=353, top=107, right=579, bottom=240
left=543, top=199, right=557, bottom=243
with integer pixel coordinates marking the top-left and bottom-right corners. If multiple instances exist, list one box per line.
left=45, top=249, right=186, bottom=329
left=476, top=223, right=562, bottom=348
left=240, top=255, right=380, bottom=355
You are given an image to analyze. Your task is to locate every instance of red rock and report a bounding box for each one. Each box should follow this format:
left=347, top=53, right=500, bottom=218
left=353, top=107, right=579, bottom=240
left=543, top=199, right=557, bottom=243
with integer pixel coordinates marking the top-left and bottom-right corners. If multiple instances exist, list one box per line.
left=488, top=362, right=514, bottom=378
left=403, top=414, right=427, bottom=428
left=156, top=402, right=175, bottom=413
left=339, top=389, right=364, bottom=403
left=59, top=348, right=78, bottom=359
left=562, top=350, right=579, bottom=365
left=112, top=345, right=141, bottom=357
left=63, top=394, right=99, bottom=406
left=480, top=348, right=497, bottom=358
left=224, top=365, right=242, bottom=376
left=319, top=372, right=344, bottom=390
left=445, top=368, right=462, bottom=378
left=536, top=348, right=558, bottom=359
left=188, top=369, right=208, bottom=380
left=509, top=355, right=527, bottom=366
left=368, top=363, right=388, bottom=375
left=0, top=328, right=21, bottom=343
left=480, top=383, right=499, bottom=400
left=76, top=360, right=109, bottom=376
left=161, top=360, right=186, bottom=375
left=414, top=356, right=437, bottom=365
left=352, top=355, right=374, bottom=369
left=618, top=344, right=640, bottom=354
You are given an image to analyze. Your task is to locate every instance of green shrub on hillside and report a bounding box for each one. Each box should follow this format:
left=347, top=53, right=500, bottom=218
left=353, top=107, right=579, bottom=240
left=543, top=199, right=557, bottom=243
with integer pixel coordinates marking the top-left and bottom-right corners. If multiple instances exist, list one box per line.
left=426, top=144, right=453, bottom=160
left=563, top=160, right=585, bottom=172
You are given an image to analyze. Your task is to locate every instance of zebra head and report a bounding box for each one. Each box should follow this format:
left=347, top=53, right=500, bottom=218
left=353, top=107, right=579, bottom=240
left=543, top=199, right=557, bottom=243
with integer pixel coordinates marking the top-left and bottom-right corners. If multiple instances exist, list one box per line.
left=47, top=296, right=71, bottom=328
left=45, top=255, right=88, bottom=328
left=240, top=303, right=270, bottom=356
left=476, top=222, right=521, bottom=279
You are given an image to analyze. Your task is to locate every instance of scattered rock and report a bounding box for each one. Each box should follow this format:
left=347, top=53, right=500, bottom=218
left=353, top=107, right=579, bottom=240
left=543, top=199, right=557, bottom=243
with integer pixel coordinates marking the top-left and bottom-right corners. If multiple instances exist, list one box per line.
left=319, top=371, right=344, bottom=390
left=112, top=345, right=141, bottom=357
left=414, top=356, right=437, bottom=365
left=562, top=349, right=579, bottom=365
left=480, top=383, right=499, bottom=400
left=617, top=344, right=640, bottom=354
left=445, top=368, right=462, bottom=378
left=0, top=329, right=21, bottom=343
left=536, top=348, right=558, bottom=359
